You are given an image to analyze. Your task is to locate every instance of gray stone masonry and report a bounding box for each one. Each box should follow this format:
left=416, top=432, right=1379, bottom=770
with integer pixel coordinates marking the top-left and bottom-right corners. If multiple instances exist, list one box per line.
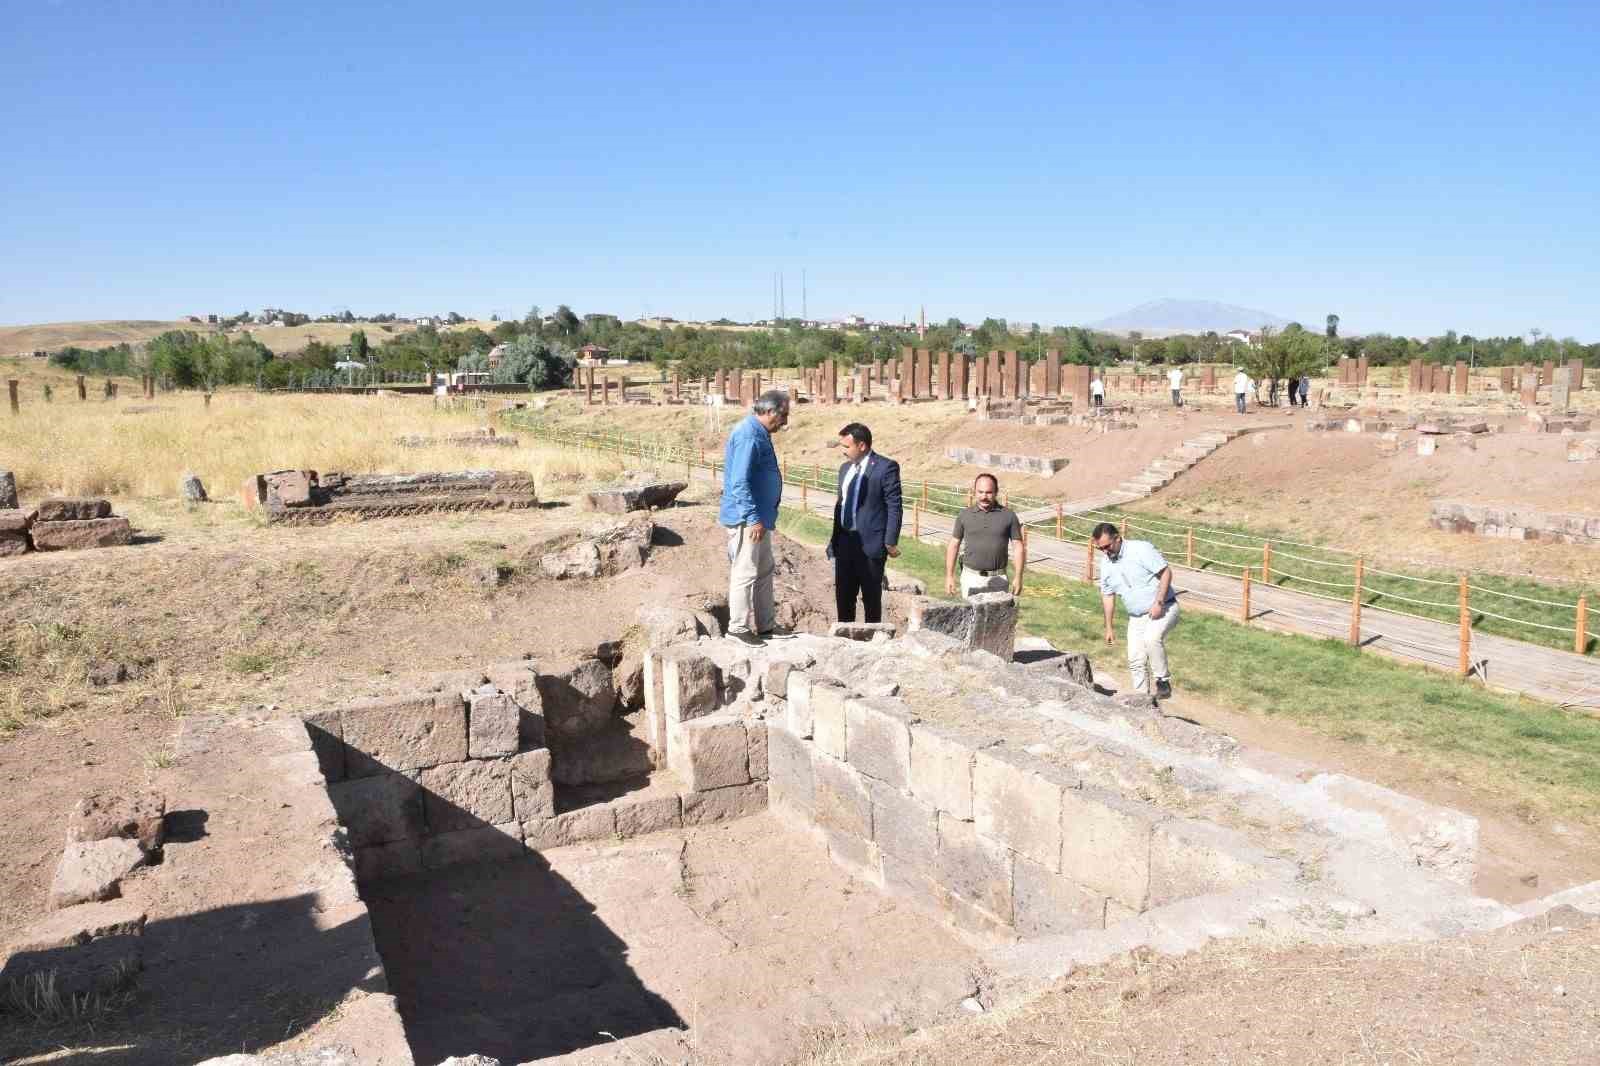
left=845, top=696, right=916, bottom=790
left=908, top=593, right=1018, bottom=661
left=829, top=622, right=898, bottom=641
left=341, top=692, right=468, bottom=778
left=467, top=689, right=519, bottom=758
left=417, top=758, right=515, bottom=833
left=509, top=748, right=556, bottom=822
left=973, top=746, right=1077, bottom=873
left=668, top=713, right=750, bottom=791
left=329, top=772, right=426, bottom=847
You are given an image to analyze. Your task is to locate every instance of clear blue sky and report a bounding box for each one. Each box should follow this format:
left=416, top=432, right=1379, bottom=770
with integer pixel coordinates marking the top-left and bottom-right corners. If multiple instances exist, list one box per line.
left=4, top=1, right=1597, bottom=338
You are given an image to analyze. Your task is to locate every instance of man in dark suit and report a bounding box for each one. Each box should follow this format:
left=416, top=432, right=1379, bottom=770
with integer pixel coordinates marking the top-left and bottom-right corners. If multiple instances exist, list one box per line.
left=828, top=422, right=903, bottom=624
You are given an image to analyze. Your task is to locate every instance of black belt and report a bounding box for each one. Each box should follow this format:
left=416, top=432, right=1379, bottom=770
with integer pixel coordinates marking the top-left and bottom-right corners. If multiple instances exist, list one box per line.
left=969, top=567, right=1003, bottom=576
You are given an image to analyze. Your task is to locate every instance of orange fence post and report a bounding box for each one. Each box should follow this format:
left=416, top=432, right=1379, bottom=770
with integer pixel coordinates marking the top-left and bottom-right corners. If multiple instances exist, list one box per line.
left=1055, top=503, right=1063, bottom=541
left=1241, top=566, right=1252, bottom=623
left=1350, top=558, right=1364, bottom=646
left=1578, top=595, right=1589, bottom=655
left=1262, top=542, right=1273, bottom=584
left=1085, top=539, right=1096, bottom=584
left=1458, top=575, right=1471, bottom=677
left=1186, top=527, right=1195, bottom=568
left=914, top=502, right=921, bottom=539
left=921, top=479, right=928, bottom=507
left=801, top=481, right=808, bottom=511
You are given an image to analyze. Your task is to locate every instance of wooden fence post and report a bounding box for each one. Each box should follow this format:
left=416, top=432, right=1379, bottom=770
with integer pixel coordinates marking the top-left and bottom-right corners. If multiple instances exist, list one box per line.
left=801, top=481, right=808, bottom=511
left=1262, top=542, right=1272, bottom=584
left=1241, top=566, right=1252, bottom=623
left=6, top=380, right=17, bottom=415
left=77, top=375, right=86, bottom=401
left=1458, top=575, right=1471, bottom=677
left=1186, top=527, right=1195, bottom=568
left=1085, top=539, right=1096, bottom=584
left=913, top=502, right=921, bottom=539
left=1350, top=558, right=1364, bottom=646
left=1055, top=503, right=1063, bottom=541
left=921, top=479, right=928, bottom=508
left=1577, top=595, right=1589, bottom=655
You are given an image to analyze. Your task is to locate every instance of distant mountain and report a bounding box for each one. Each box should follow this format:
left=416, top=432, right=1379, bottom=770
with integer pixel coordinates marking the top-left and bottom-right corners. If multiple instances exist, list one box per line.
left=1090, top=299, right=1292, bottom=337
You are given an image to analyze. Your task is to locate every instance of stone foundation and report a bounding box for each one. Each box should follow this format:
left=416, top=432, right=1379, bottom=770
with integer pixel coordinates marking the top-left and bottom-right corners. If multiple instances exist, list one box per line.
left=242, top=470, right=538, bottom=525
left=944, top=447, right=1070, bottom=477
left=1430, top=500, right=1600, bottom=545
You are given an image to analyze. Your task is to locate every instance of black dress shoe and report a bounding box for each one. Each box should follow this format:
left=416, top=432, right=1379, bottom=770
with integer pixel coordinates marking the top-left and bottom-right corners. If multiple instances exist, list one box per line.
left=1155, top=678, right=1173, bottom=700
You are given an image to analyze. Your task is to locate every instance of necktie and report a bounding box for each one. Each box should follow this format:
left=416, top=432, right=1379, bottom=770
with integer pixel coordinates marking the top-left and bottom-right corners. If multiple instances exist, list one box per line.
left=842, top=463, right=859, bottom=530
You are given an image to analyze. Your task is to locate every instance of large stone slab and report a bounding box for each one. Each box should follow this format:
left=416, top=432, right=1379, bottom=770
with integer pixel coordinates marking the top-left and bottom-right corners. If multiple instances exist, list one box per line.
left=0, top=508, right=32, bottom=532
left=766, top=722, right=816, bottom=815
left=1147, top=818, right=1282, bottom=908
left=661, top=647, right=722, bottom=724
left=934, top=812, right=1013, bottom=925
left=583, top=477, right=688, bottom=514
left=909, top=721, right=986, bottom=821
left=328, top=772, right=426, bottom=846
left=341, top=691, right=468, bottom=777
left=417, top=758, right=515, bottom=833
left=908, top=593, right=1018, bottom=660
left=536, top=658, right=617, bottom=740
left=420, top=822, right=524, bottom=870
left=30, top=517, right=132, bottom=551
left=1059, top=786, right=1162, bottom=911
left=682, top=781, right=768, bottom=825
left=508, top=748, right=555, bottom=821
left=0, top=469, right=15, bottom=510
left=973, top=746, right=1076, bottom=872
left=845, top=696, right=917, bottom=789
left=866, top=778, right=937, bottom=870
left=0, top=531, right=26, bottom=556
left=615, top=794, right=683, bottom=837
left=34, top=497, right=112, bottom=522
left=7, top=899, right=148, bottom=953
left=668, top=713, right=750, bottom=791
left=467, top=689, right=519, bottom=758
left=813, top=753, right=871, bottom=840
left=1013, top=856, right=1107, bottom=937
left=49, top=838, right=147, bottom=908
left=523, top=806, right=617, bottom=849
left=811, top=681, right=850, bottom=760
left=68, top=790, right=166, bottom=853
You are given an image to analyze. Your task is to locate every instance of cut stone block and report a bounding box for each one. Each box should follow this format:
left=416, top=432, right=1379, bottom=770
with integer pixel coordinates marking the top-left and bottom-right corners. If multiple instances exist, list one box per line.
left=0, top=531, right=26, bottom=556
left=0, top=935, right=143, bottom=1002
left=642, top=649, right=668, bottom=761
left=34, top=497, right=112, bottom=522
left=49, top=838, right=147, bottom=908
left=31, top=517, right=133, bottom=551
left=866, top=778, right=936, bottom=870
left=341, top=691, right=468, bottom=777
left=682, top=782, right=768, bottom=825
left=615, top=794, right=683, bottom=837
left=524, top=806, right=617, bottom=849
left=668, top=714, right=750, bottom=791
left=508, top=748, right=555, bottom=822
left=1013, top=857, right=1107, bottom=937
left=355, top=838, right=423, bottom=883
left=421, top=822, right=524, bottom=870
left=67, top=790, right=166, bottom=853
left=766, top=722, right=815, bottom=815
left=1148, top=818, right=1281, bottom=908
left=829, top=622, right=898, bottom=641
left=845, top=696, right=917, bottom=789
left=785, top=671, right=814, bottom=738
left=417, top=758, right=514, bottom=833
left=814, top=752, right=871, bottom=839
left=1312, top=773, right=1479, bottom=887
left=536, top=658, right=617, bottom=739
left=328, top=772, right=426, bottom=847
left=973, top=747, right=1077, bottom=873
left=662, top=647, right=722, bottom=724
left=1060, top=786, right=1162, bottom=911
left=969, top=592, right=1019, bottom=661
left=0, top=470, right=14, bottom=510
left=486, top=658, right=547, bottom=749
left=934, top=812, right=1013, bottom=925
left=467, top=690, right=519, bottom=758
left=9, top=899, right=148, bottom=952
left=823, top=824, right=883, bottom=884
left=303, top=709, right=346, bottom=782
left=909, top=721, right=984, bottom=821
left=746, top=719, right=769, bottom=780
left=0, top=508, right=31, bottom=532
left=811, top=682, right=850, bottom=759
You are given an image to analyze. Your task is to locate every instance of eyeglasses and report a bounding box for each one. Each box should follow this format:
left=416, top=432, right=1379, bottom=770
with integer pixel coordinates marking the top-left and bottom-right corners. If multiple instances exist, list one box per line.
left=1094, top=538, right=1120, bottom=554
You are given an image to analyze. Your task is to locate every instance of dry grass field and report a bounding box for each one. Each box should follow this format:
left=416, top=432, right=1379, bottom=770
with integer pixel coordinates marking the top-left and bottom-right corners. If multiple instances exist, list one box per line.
left=0, top=318, right=500, bottom=359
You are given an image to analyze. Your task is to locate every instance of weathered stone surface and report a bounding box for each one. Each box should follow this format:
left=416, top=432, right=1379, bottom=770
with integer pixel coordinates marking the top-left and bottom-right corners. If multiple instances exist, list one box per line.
left=524, top=806, right=617, bottom=849
left=969, top=592, right=1019, bottom=661
left=421, top=822, right=524, bottom=870
left=885, top=570, right=927, bottom=595
left=661, top=647, right=721, bottom=724
left=341, top=691, right=468, bottom=777
left=1313, top=773, right=1479, bottom=886
left=934, top=812, right=1013, bottom=924
left=1147, top=818, right=1280, bottom=908
left=785, top=671, right=814, bottom=738
left=417, top=758, right=514, bottom=833
left=1027, top=650, right=1095, bottom=688
left=537, top=659, right=617, bottom=739
left=467, top=690, right=519, bottom=758
left=0, top=934, right=143, bottom=1002
left=540, top=516, right=654, bottom=579
left=974, top=747, right=1075, bottom=872
left=49, top=838, right=147, bottom=908
left=866, top=778, right=937, bottom=869
left=746, top=719, right=769, bottom=780
left=303, top=708, right=345, bottom=781
left=8, top=899, right=148, bottom=952
left=196, top=1051, right=359, bottom=1066
left=31, top=517, right=132, bottom=551
left=811, top=681, right=850, bottom=760
left=583, top=477, right=688, bottom=514
left=908, top=598, right=975, bottom=643
left=823, top=824, right=882, bottom=883
left=1569, top=438, right=1600, bottom=463
left=354, top=838, right=423, bottom=883
left=68, top=790, right=166, bottom=853
left=1013, top=857, right=1106, bottom=937
left=549, top=713, right=654, bottom=786
left=669, top=714, right=750, bottom=791
left=814, top=753, right=871, bottom=839
left=180, top=473, right=208, bottom=502
left=766, top=722, right=815, bottom=815
left=682, top=782, right=768, bottom=825
left=615, top=794, right=683, bottom=837
left=829, top=622, right=898, bottom=641
left=909, top=721, right=984, bottom=821
left=509, top=748, right=555, bottom=821
left=0, top=469, right=15, bottom=510
left=0, top=508, right=31, bottom=532
left=1059, top=786, right=1161, bottom=911
left=34, top=497, right=112, bottom=522
left=328, top=772, right=426, bottom=847
left=845, top=697, right=917, bottom=789
left=485, top=659, right=546, bottom=748
left=0, top=531, right=26, bottom=556
left=264, top=470, right=315, bottom=508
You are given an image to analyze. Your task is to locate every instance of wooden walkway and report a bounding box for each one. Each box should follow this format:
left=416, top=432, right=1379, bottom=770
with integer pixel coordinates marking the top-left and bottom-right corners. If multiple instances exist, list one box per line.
left=748, top=472, right=1600, bottom=712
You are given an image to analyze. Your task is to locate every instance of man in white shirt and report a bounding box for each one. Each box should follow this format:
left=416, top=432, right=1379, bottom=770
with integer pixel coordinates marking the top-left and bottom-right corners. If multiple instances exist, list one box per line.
left=1232, top=368, right=1250, bottom=414
left=1094, top=521, right=1180, bottom=699
left=1168, top=366, right=1184, bottom=407
left=1089, top=374, right=1105, bottom=409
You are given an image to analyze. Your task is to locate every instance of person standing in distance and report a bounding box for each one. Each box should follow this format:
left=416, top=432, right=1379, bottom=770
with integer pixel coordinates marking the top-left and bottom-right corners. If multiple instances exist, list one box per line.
left=1090, top=372, right=1105, bottom=409
left=945, top=473, right=1025, bottom=599
left=719, top=389, right=789, bottom=645
left=1094, top=521, right=1180, bottom=699
left=828, top=422, right=902, bottom=623
left=1232, top=366, right=1250, bottom=414
left=1168, top=365, right=1184, bottom=407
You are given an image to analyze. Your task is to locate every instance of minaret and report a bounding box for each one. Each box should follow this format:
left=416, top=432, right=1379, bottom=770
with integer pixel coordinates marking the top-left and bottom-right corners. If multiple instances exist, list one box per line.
left=918, top=305, right=926, bottom=338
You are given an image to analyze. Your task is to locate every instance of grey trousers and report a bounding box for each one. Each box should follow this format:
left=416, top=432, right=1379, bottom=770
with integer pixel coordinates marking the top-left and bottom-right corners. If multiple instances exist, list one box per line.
left=726, top=524, right=775, bottom=635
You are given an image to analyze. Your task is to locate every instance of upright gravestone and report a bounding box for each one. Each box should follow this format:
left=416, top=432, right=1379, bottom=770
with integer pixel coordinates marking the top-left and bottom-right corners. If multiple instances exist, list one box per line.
left=938, top=350, right=952, bottom=400
left=1553, top=367, right=1572, bottom=411
left=0, top=469, right=16, bottom=510
left=901, top=347, right=916, bottom=394
left=1409, top=359, right=1424, bottom=391
left=1520, top=372, right=1540, bottom=406
left=1569, top=357, right=1586, bottom=391
left=1543, top=360, right=1556, bottom=386
left=1357, top=356, right=1370, bottom=386
left=1045, top=349, right=1061, bottom=397
left=1500, top=367, right=1515, bottom=394
left=954, top=353, right=969, bottom=400
left=714, top=369, right=727, bottom=402
left=988, top=351, right=1002, bottom=397
left=1454, top=361, right=1468, bottom=395
left=1432, top=366, right=1451, bottom=394
left=974, top=356, right=988, bottom=398
left=914, top=349, right=931, bottom=399
left=1202, top=365, right=1216, bottom=393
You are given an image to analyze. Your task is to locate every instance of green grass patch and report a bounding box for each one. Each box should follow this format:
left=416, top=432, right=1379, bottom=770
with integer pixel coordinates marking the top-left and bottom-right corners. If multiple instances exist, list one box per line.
left=778, top=507, right=1600, bottom=823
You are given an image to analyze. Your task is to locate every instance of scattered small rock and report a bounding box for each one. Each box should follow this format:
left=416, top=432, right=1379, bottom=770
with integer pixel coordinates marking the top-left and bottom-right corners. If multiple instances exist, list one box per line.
left=0, top=469, right=17, bottom=510
left=180, top=472, right=208, bottom=502
left=49, top=838, right=147, bottom=909
left=86, top=660, right=129, bottom=687
left=69, top=790, right=167, bottom=853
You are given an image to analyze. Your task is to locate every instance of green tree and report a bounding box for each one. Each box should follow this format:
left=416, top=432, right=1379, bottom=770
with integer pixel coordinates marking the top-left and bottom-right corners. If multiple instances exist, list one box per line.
left=1326, top=313, right=1340, bottom=338
left=350, top=329, right=369, bottom=363
left=1244, top=324, right=1325, bottom=393
left=552, top=305, right=581, bottom=338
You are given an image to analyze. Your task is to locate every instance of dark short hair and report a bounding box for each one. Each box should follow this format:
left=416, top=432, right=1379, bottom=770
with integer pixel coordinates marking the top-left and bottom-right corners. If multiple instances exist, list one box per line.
left=838, top=422, right=872, bottom=448
left=974, top=473, right=999, bottom=492
left=1091, top=521, right=1120, bottom=541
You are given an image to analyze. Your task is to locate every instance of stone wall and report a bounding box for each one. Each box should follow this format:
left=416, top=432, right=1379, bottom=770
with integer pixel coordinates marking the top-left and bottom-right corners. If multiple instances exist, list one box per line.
left=1430, top=499, right=1600, bottom=545
left=943, top=447, right=1070, bottom=477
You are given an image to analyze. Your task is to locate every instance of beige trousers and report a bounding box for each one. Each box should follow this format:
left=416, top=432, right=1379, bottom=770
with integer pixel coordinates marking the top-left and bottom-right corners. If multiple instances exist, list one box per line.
left=1126, top=602, right=1180, bottom=693
left=726, top=524, right=775, bottom=635
left=960, top=565, right=1009, bottom=599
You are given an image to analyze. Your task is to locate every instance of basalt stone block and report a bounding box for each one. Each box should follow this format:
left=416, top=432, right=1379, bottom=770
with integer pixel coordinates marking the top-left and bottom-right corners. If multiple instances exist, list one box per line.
left=845, top=696, right=917, bottom=789
left=34, top=497, right=112, bottom=522
left=8, top=899, right=148, bottom=953
left=583, top=478, right=688, bottom=514
left=934, top=812, right=1013, bottom=925
left=785, top=671, right=814, bottom=738
left=668, top=713, right=750, bottom=791
left=523, top=806, right=616, bottom=849
left=1059, top=785, right=1162, bottom=911
left=0, top=508, right=32, bottom=532
left=968, top=592, right=1018, bottom=661
left=264, top=469, right=315, bottom=508
left=68, top=791, right=167, bottom=854
left=615, top=794, right=683, bottom=837
left=866, top=778, right=937, bottom=870
left=746, top=719, right=769, bottom=780
left=814, top=752, right=871, bottom=839
left=355, top=838, right=423, bottom=882
left=303, top=708, right=346, bottom=782
left=811, top=681, right=850, bottom=759
left=909, top=721, right=986, bottom=821
left=421, top=822, right=524, bottom=870
left=0, top=935, right=143, bottom=1002
left=1014, top=856, right=1107, bottom=937
left=829, top=622, right=898, bottom=642
left=48, top=839, right=147, bottom=908
left=0, top=531, right=26, bottom=557
left=509, top=748, right=555, bottom=821
left=468, top=690, right=519, bottom=758
left=328, top=772, right=426, bottom=847
left=682, top=781, right=768, bottom=825
left=0, top=470, right=16, bottom=510
left=661, top=647, right=722, bottom=724
left=536, top=658, right=617, bottom=740
left=341, top=691, right=468, bottom=777
left=31, top=517, right=132, bottom=551
left=766, top=722, right=815, bottom=815
left=417, top=758, right=514, bottom=833
left=1147, top=818, right=1284, bottom=908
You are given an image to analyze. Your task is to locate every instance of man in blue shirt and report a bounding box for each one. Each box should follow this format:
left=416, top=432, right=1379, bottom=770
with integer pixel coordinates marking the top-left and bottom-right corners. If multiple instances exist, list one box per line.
left=719, top=389, right=790, bottom=644
left=1093, top=521, right=1180, bottom=700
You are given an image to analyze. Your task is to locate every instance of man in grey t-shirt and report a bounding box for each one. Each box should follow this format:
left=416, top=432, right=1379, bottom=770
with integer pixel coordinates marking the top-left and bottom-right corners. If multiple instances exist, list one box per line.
left=945, top=473, right=1026, bottom=599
